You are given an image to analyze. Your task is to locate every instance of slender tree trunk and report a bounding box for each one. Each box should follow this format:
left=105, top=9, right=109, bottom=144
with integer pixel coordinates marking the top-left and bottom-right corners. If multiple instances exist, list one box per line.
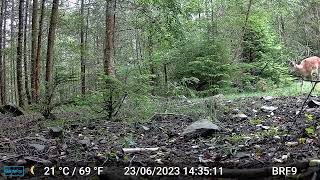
left=235, top=0, right=253, bottom=60
left=2, top=0, right=7, bottom=104
left=103, top=0, right=116, bottom=77
left=243, top=0, right=252, bottom=29
left=30, top=0, right=38, bottom=102
left=23, top=0, right=31, bottom=104
left=147, top=32, right=156, bottom=95
left=80, top=0, right=86, bottom=94
left=84, top=0, right=90, bottom=89
left=0, top=0, right=4, bottom=104
left=11, top=0, right=16, bottom=103
left=44, top=0, right=59, bottom=108
left=34, top=0, right=45, bottom=102
left=163, top=63, right=168, bottom=93
left=17, top=0, right=25, bottom=107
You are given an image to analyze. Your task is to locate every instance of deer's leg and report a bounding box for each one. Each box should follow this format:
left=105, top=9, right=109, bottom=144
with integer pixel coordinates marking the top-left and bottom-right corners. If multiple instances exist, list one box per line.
left=301, top=79, right=304, bottom=93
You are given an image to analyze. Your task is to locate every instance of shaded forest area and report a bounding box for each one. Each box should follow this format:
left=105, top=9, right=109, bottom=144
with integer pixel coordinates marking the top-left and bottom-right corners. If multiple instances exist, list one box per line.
left=0, top=0, right=319, bottom=114
left=1, top=0, right=320, bottom=179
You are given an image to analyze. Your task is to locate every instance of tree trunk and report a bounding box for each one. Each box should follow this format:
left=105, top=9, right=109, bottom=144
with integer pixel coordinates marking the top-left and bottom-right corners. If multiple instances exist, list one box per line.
left=2, top=0, right=7, bottom=104
left=80, top=0, right=85, bottom=94
left=23, top=0, right=31, bottom=104
left=44, top=0, right=59, bottom=107
left=11, top=0, right=16, bottom=104
left=103, top=0, right=116, bottom=77
left=30, top=0, right=38, bottom=102
left=0, top=0, right=5, bottom=104
left=34, top=0, right=45, bottom=102
left=147, top=32, right=156, bottom=95
left=163, top=63, right=168, bottom=93
left=17, top=0, right=25, bottom=107
left=236, top=0, right=253, bottom=60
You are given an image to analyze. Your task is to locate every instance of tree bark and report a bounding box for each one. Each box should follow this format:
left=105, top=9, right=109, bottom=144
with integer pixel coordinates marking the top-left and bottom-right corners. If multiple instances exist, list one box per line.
left=44, top=0, right=59, bottom=106
left=80, top=0, right=86, bottom=94
left=0, top=0, right=5, bottom=104
left=17, top=0, right=25, bottom=107
left=24, top=0, right=31, bottom=104
left=2, top=0, right=7, bottom=104
left=34, top=0, right=45, bottom=102
left=103, top=0, right=116, bottom=77
left=30, top=0, right=38, bottom=102
left=10, top=0, right=16, bottom=103
left=147, top=32, right=156, bottom=95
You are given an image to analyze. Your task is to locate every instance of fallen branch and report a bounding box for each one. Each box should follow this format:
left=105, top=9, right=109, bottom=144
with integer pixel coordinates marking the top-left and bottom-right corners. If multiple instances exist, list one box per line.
left=122, top=147, right=159, bottom=153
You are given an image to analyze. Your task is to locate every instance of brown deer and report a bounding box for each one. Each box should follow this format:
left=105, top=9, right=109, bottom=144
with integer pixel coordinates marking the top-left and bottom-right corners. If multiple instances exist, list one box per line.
left=291, top=56, right=320, bottom=92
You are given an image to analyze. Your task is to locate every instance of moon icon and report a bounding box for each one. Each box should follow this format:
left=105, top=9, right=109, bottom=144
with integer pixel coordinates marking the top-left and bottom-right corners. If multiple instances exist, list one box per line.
left=30, top=166, right=35, bottom=175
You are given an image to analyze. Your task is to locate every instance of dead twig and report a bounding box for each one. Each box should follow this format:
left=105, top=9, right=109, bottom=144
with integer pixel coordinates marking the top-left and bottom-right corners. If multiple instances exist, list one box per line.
left=122, top=147, right=159, bottom=153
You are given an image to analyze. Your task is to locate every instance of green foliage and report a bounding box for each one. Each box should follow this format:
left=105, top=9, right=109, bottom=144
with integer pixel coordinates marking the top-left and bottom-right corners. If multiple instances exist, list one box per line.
left=227, top=134, right=246, bottom=145
left=121, top=133, right=136, bottom=147
left=305, top=126, right=315, bottom=137
left=305, top=113, right=314, bottom=122
left=170, top=38, right=234, bottom=95
left=250, top=118, right=263, bottom=125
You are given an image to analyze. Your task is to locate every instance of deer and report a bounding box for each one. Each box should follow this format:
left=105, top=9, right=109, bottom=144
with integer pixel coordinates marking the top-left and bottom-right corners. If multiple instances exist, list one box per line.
left=291, top=56, right=320, bottom=92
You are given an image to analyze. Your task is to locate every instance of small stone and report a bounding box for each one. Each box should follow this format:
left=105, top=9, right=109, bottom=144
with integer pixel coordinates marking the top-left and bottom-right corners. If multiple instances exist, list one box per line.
left=231, top=109, right=241, bottom=114
left=273, top=158, right=283, bottom=163
left=48, top=127, right=63, bottom=138
left=29, top=144, right=46, bottom=151
left=274, top=135, right=281, bottom=140
left=99, top=139, right=107, bottom=144
left=141, top=125, right=150, bottom=131
left=261, top=96, right=273, bottom=101
left=155, top=159, right=163, bottom=164
left=261, top=106, right=278, bottom=112
left=182, top=119, right=220, bottom=138
left=236, top=152, right=250, bottom=159
left=281, top=153, right=290, bottom=161
left=285, top=142, right=299, bottom=147
left=16, top=159, right=27, bottom=165
left=232, top=113, right=248, bottom=121
left=79, top=137, right=91, bottom=147
left=192, top=145, right=199, bottom=149
left=254, top=145, right=261, bottom=149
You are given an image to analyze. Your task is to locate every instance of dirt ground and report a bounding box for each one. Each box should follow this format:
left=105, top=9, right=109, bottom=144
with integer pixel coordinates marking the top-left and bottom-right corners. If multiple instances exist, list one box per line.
left=1, top=95, right=320, bottom=179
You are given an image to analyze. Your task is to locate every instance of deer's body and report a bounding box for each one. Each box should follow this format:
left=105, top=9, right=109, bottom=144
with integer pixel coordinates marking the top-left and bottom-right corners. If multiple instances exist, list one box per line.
left=293, top=56, right=320, bottom=80
left=292, top=56, right=320, bottom=91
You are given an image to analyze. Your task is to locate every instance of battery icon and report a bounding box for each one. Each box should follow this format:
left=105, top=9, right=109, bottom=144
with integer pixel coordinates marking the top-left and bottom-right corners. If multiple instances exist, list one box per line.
left=3, top=166, right=25, bottom=177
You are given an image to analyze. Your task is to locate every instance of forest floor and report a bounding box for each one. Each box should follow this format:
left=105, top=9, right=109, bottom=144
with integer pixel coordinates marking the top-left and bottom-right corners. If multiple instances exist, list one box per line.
left=0, top=94, right=320, bottom=179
